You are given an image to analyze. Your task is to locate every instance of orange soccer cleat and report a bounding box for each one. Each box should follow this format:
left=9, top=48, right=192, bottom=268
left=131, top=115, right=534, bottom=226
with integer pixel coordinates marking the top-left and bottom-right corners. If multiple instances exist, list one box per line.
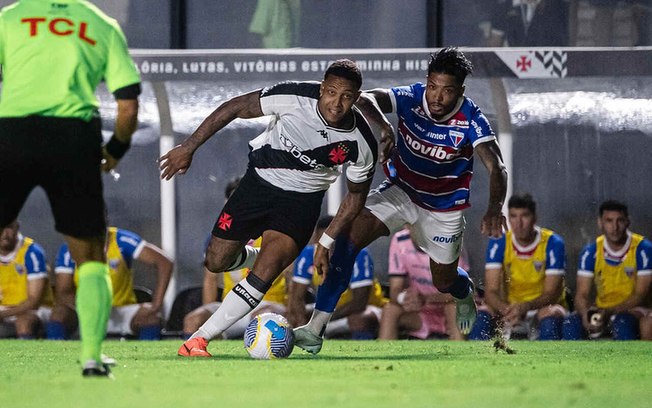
left=178, top=337, right=212, bottom=357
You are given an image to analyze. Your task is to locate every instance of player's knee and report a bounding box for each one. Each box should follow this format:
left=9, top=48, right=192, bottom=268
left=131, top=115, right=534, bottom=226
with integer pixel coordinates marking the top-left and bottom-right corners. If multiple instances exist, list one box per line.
left=562, top=313, right=584, bottom=340
left=612, top=312, right=639, bottom=340
left=468, top=310, right=493, bottom=340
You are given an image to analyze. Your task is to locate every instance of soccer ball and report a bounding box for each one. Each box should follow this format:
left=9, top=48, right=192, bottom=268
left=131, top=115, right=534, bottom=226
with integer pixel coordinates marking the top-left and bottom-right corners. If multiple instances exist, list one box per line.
left=244, top=313, right=294, bottom=359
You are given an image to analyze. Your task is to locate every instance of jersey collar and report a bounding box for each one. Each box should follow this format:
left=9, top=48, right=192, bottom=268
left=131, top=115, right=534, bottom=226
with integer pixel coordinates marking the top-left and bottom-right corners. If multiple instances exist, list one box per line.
left=511, top=226, right=542, bottom=254
left=602, top=230, right=632, bottom=258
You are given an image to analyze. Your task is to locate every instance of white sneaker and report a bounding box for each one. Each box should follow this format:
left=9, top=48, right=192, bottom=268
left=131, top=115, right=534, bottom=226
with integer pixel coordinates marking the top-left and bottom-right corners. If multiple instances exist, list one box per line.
left=456, top=290, right=477, bottom=335
left=293, top=326, right=323, bottom=355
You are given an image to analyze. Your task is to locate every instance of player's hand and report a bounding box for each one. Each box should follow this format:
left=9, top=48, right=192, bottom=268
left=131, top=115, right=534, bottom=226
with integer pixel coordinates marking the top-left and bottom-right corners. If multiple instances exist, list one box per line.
left=401, top=288, right=423, bottom=313
left=159, top=144, right=194, bottom=180
left=379, top=125, right=395, bottom=164
left=101, top=149, right=119, bottom=172
left=503, top=303, right=525, bottom=325
left=480, top=209, right=507, bottom=238
left=313, top=243, right=330, bottom=284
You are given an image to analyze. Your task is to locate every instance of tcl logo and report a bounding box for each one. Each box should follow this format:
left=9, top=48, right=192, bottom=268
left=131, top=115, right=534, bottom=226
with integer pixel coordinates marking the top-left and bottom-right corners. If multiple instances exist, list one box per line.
left=21, top=17, right=96, bottom=46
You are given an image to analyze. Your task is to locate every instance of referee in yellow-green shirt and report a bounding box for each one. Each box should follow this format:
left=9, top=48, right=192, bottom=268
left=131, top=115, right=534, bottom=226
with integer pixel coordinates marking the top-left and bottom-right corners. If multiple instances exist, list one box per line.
left=0, top=0, right=140, bottom=377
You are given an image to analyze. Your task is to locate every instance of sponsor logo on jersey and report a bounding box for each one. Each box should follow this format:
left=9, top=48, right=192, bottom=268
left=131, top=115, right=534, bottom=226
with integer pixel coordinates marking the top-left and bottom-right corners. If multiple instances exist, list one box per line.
left=329, top=143, right=350, bottom=164
left=449, top=130, right=464, bottom=147
left=448, top=118, right=469, bottom=127
left=471, top=120, right=484, bottom=137
left=432, top=233, right=461, bottom=244
left=279, top=135, right=327, bottom=169
left=217, top=212, right=232, bottom=231
left=395, top=88, right=414, bottom=98
left=404, top=132, right=457, bottom=160
left=317, top=130, right=328, bottom=140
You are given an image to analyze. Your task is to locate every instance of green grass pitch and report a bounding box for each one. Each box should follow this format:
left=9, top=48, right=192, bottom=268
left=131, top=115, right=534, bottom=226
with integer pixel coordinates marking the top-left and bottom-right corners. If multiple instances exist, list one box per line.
left=2, top=339, right=651, bottom=408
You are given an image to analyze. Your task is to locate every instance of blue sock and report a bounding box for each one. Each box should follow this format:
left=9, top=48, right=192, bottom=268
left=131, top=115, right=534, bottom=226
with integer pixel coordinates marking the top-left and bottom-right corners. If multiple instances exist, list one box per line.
left=468, top=310, right=493, bottom=340
left=539, top=316, right=562, bottom=340
left=612, top=312, right=638, bottom=340
left=315, top=237, right=359, bottom=313
left=138, top=325, right=162, bottom=340
left=562, top=313, right=584, bottom=340
left=350, top=330, right=375, bottom=340
left=46, top=321, right=67, bottom=340
left=438, top=267, right=472, bottom=300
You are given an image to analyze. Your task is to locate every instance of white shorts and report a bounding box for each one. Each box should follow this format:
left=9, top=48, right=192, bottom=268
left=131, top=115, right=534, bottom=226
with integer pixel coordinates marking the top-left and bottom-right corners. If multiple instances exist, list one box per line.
left=366, top=183, right=465, bottom=264
left=107, top=304, right=141, bottom=336
left=198, top=300, right=287, bottom=340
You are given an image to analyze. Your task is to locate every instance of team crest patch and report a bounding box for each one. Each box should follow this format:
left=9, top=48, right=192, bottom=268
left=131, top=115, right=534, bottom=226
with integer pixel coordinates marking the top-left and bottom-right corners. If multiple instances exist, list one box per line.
left=15, top=264, right=24, bottom=275
left=625, top=267, right=635, bottom=278
left=329, top=143, right=350, bottom=164
left=109, top=259, right=120, bottom=269
left=218, top=212, right=232, bottom=231
left=533, top=261, right=544, bottom=271
left=449, top=130, right=464, bottom=147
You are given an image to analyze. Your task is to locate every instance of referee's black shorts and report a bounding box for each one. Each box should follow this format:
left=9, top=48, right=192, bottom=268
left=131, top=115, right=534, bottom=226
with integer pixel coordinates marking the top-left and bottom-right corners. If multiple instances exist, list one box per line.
left=212, top=168, right=325, bottom=250
left=0, top=116, right=106, bottom=237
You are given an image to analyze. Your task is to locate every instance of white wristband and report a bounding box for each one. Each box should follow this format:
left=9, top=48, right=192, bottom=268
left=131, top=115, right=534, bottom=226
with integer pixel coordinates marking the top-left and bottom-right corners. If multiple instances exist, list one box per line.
left=318, top=233, right=335, bottom=249
left=396, top=290, right=407, bottom=305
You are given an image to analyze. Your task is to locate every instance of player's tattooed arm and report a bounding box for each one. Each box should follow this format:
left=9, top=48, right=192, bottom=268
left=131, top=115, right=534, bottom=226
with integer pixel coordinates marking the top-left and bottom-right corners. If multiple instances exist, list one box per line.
left=356, top=91, right=395, bottom=163
left=314, top=178, right=372, bottom=280
left=476, top=140, right=508, bottom=238
left=159, top=90, right=264, bottom=180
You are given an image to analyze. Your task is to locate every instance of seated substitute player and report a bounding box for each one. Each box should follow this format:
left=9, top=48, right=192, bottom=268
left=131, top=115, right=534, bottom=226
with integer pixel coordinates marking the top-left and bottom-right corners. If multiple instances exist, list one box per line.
left=468, top=193, right=568, bottom=341
left=294, top=47, right=507, bottom=354
left=563, top=200, right=652, bottom=340
left=159, top=59, right=394, bottom=357
left=47, top=227, right=173, bottom=340
left=379, top=227, right=464, bottom=340
left=0, top=220, right=50, bottom=339
left=287, top=216, right=388, bottom=340
left=182, top=236, right=288, bottom=339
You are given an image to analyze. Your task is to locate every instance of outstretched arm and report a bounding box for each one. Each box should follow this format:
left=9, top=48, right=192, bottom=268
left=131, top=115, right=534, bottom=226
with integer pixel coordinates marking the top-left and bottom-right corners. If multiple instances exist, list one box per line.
left=313, top=178, right=373, bottom=280
left=159, top=90, right=264, bottom=180
left=475, top=140, right=508, bottom=238
left=355, top=91, right=395, bottom=163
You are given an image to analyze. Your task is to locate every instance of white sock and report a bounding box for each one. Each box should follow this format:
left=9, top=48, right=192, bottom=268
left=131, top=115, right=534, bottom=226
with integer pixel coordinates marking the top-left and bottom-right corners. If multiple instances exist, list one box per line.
left=192, top=277, right=264, bottom=341
left=305, top=310, right=333, bottom=337
left=226, top=245, right=259, bottom=272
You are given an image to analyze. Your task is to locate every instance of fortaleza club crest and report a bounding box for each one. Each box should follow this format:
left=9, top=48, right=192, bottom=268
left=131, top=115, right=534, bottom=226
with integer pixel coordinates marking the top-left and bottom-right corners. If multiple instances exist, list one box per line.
left=329, top=143, right=349, bottom=164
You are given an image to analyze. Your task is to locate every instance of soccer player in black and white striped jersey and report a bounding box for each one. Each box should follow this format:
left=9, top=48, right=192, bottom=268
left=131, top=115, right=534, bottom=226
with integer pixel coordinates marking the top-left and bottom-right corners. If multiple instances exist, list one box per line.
left=159, top=59, right=394, bottom=357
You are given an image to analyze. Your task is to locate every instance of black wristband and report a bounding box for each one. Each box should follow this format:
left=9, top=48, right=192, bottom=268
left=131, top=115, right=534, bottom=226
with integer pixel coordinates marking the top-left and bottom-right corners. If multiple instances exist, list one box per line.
left=105, top=134, right=130, bottom=160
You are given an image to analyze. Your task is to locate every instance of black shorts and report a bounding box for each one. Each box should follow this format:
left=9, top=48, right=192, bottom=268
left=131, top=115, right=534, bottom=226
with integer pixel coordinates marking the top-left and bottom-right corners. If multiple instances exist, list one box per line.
left=0, top=116, right=106, bottom=237
left=212, top=168, right=325, bottom=250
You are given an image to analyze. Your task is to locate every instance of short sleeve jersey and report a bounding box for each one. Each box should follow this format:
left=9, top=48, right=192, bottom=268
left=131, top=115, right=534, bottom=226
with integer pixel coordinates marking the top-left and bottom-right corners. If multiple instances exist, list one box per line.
left=386, top=83, right=495, bottom=211
left=0, top=0, right=141, bottom=120
left=0, top=235, right=47, bottom=306
left=55, top=227, right=146, bottom=306
left=485, top=227, right=566, bottom=304
left=577, top=231, right=652, bottom=309
left=251, top=81, right=378, bottom=193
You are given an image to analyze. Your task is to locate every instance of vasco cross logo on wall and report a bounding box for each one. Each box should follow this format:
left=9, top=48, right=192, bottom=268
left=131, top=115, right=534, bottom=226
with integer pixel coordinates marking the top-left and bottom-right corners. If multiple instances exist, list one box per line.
left=496, top=50, right=567, bottom=78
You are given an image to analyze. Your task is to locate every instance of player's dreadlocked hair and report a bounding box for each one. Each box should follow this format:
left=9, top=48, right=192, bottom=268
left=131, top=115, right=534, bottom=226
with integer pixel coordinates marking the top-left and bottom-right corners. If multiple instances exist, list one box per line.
left=428, top=47, right=473, bottom=86
left=324, top=59, right=362, bottom=90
